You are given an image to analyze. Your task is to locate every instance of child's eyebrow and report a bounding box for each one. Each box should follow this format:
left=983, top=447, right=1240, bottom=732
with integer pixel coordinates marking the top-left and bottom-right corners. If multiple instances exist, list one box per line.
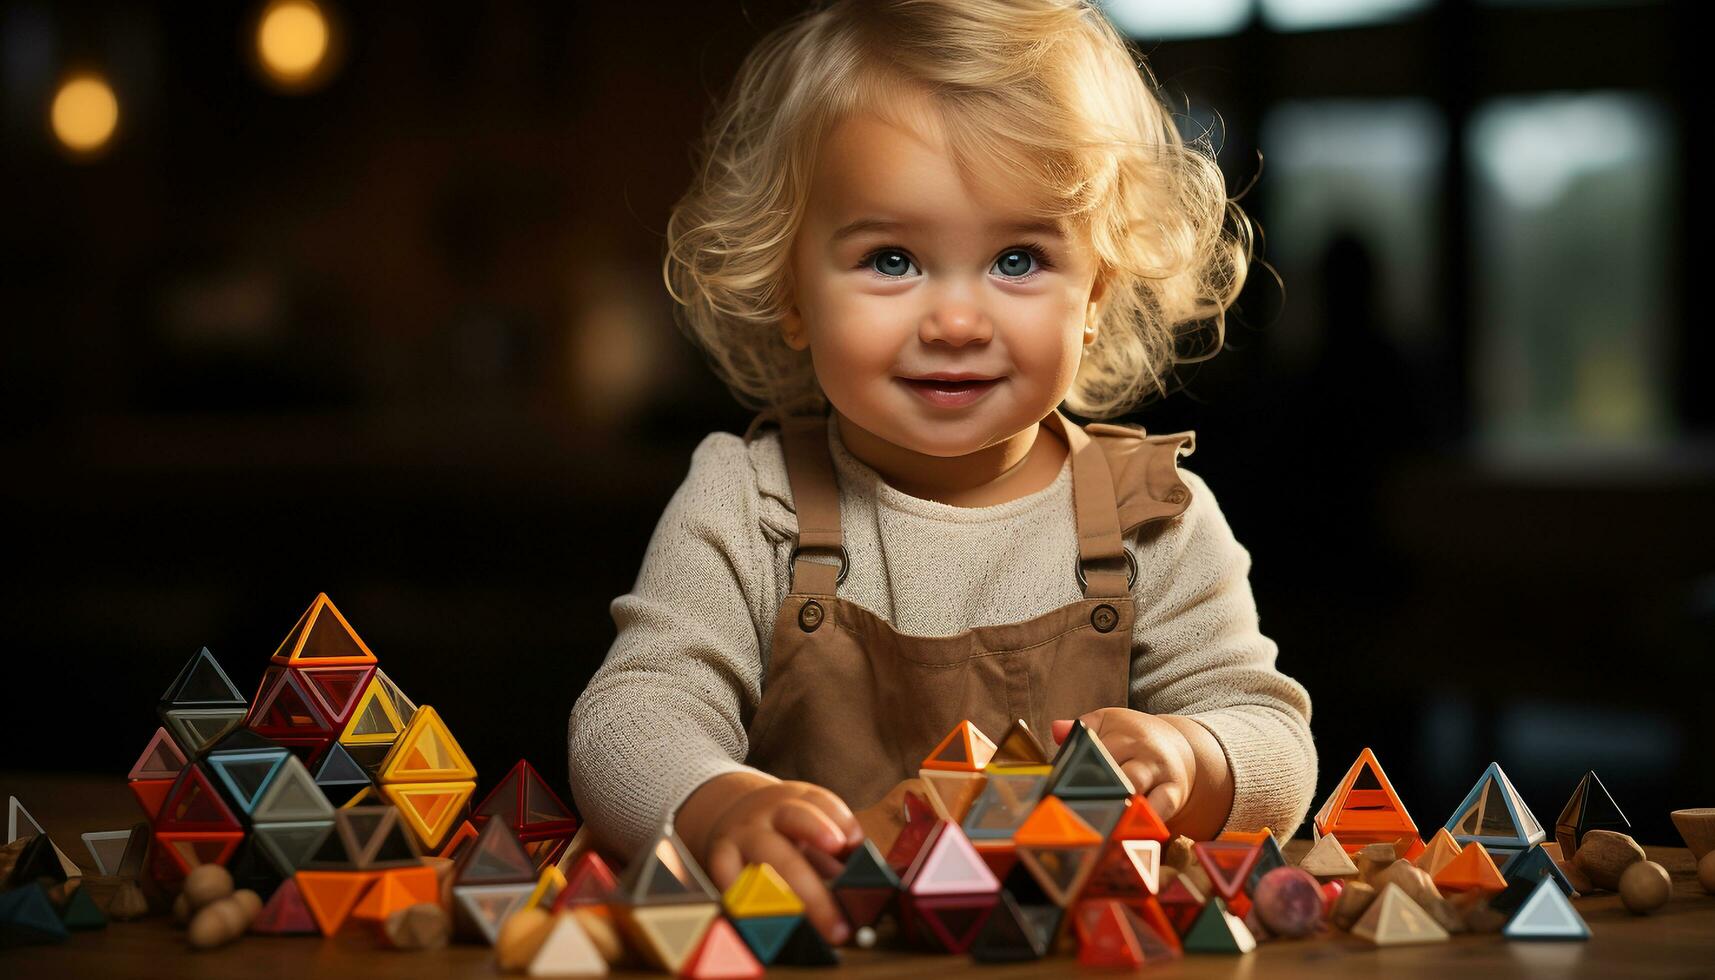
left=830, top=216, right=1065, bottom=242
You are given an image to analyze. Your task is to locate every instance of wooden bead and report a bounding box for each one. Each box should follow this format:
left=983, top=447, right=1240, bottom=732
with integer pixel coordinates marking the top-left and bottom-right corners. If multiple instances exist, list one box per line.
left=107, top=880, right=150, bottom=921
left=1701, top=850, right=1715, bottom=895
left=1618, top=860, right=1671, bottom=914
left=1330, top=880, right=1376, bottom=931
left=1574, top=830, right=1645, bottom=891
left=188, top=896, right=249, bottom=949
left=1357, top=843, right=1397, bottom=884
left=172, top=891, right=192, bottom=926
left=1164, top=835, right=1195, bottom=872
left=231, top=889, right=262, bottom=923
left=496, top=905, right=554, bottom=971
left=183, top=864, right=235, bottom=910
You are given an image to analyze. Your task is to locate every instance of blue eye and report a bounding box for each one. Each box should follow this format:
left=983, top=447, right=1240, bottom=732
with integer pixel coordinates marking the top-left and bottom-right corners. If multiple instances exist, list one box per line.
left=859, top=242, right=1055, bottom=281
left=869, top=249, right=915, bottom=278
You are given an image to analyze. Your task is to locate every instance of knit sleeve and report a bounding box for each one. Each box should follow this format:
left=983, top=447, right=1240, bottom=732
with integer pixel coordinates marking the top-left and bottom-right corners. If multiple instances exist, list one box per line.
left=1127, top=468, right=1317, bottom=840
left=566, top=432, right=775, bottom=859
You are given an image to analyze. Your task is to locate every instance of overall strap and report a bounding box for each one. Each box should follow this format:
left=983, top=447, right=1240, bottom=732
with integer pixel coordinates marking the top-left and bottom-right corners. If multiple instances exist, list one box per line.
left=1041, top=409, right=1132, bottom=598
left=779, top=412, right=845, bottom=597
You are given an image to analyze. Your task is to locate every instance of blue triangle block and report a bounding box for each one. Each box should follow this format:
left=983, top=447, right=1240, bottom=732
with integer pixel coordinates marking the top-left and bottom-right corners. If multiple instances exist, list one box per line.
left=208, top=749, right=292, bottom=814
left=1492, top=844, right=1575, bottom=913
left=1444, top=762, right=1546, bottom=852
left=0, top=884, right=69, bottom=946
left=1503, top=877, right=1589, bottom=941
left=731, top=914, right=801, bottom=964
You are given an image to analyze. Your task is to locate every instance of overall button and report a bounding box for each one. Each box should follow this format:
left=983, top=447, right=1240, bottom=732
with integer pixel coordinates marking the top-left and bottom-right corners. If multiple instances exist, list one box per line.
left=798, top=600, right=825, bottom=632
left=1091, top=603, right=1118, bottom=633
left=1166, top=487, right=1188, bottom=504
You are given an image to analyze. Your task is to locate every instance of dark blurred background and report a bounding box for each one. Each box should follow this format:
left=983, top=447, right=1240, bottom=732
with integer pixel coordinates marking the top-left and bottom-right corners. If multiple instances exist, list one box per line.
left=2, top=0, right=1709, bottom=845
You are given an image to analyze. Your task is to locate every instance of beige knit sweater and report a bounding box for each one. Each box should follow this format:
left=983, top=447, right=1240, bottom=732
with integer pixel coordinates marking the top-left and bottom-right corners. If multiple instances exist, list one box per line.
left=567, top=414, right=1316, bottom=858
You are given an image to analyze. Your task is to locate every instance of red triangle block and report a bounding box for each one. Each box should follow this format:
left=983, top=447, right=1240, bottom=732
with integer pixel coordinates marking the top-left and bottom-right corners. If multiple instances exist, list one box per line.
left=1077, top=900, right=1146, bottom=968
left=553, top=851, right=619, bottom=910
left=156, top=764, right=242, bottom=833
left=1192, top=841, right=1260, bottom=901
left=681, top=916, right=765, bottom=979
left=130, top=778, right=174, bottom=822
left=299, top=666, right=374, bottom=726
left=252, top=877, right=319, bottom=935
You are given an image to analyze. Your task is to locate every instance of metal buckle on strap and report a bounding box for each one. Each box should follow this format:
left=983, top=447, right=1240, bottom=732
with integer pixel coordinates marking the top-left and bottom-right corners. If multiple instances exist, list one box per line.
left=1075, top=548, right=1137, bottom=593
left=789, top=544, right=849, bottom=588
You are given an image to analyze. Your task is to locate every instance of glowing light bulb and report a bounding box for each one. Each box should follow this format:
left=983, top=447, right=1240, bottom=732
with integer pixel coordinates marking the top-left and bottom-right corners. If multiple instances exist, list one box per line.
left=256, top=0, right=330, bottom=88
left=50, top=73, right=120, bottom=155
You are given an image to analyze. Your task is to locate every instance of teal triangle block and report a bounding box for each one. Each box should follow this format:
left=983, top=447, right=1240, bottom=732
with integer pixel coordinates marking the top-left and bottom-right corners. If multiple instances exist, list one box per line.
left=208, top=749, right=291, bottom=814
left=1182, top=896, right=1245, bottom=953
left=1493, top=844, right=1575, bottom=912
left=1246, top=835, right=1287, bottom=893
left=313, top=742, right=371, bottom=788
left=61, top=887, right=107, bottom=930
left=0, top=884, right=69, bottom=946
left=159, top=646, right=246, bottom=707
left=1444, top=761, right=1545, bottom=851
left=1503, top=877, right=1589, bottom=940
left=732, top=914, right=801, bottom=964
left=831, top=839, right=900, bottom=890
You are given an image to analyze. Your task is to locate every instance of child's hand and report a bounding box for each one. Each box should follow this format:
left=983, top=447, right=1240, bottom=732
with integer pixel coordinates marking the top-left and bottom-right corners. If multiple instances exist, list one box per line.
left=1052, top=707, right=1233, bottom=839
left=676, top=771, right=863, bottom=945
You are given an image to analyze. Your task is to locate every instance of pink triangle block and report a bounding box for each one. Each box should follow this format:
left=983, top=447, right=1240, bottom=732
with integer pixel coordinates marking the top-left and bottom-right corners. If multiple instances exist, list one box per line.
left=905, top=821, right=1001, bottom=896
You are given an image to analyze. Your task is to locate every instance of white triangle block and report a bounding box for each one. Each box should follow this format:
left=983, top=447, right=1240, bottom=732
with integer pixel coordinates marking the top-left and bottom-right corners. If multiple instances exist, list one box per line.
left=905, top=823, right=1000, bottom=896
left=529, top=912, right=609, bottom=976
left=81, top=830, right=134, bottom=876
left=1353, top=884, right=1449, bottom=946
left=1504, top=877, right=1590, bottom=941
left=1121, top=839, right=1161, bottom=894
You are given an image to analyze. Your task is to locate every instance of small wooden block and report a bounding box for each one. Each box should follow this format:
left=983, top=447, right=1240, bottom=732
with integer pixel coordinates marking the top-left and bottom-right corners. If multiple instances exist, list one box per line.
left=383, top=902, right=450, bottom=950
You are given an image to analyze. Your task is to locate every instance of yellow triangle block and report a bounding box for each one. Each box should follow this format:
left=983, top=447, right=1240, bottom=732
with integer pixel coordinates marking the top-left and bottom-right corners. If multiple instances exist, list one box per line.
left=382, top=780, right=474, bottom=850
left=616, top=903, right=719, bottom=973
left=530, top=865, right=568, bottom=909
left=272, top=593, right=378, bottom=666
left=379, top=705, right=476, bottom=782
left=721, top=863, right=804, bottom=918
left=339, top=677, right=406, bottom=746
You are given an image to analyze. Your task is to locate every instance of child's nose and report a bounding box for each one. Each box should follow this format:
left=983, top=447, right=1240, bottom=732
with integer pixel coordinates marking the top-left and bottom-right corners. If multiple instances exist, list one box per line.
left=919, top=307, right=991, bottom=347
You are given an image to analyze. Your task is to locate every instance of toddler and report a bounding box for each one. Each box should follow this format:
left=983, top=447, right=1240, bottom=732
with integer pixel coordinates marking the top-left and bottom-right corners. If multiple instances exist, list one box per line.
left=568, top=0, right=1315, bottom=945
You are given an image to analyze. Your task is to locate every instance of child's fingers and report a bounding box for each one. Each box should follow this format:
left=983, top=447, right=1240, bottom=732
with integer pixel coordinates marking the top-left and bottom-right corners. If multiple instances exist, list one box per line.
left=1121, top=759, right=1185, bottom=819
left=741, top=832, right=850, bottom=945
left=1050, top=719, right=1074, bottom=744
left=794, top=784, right=865, bottom=847
left=771, top=798, right=849, bottom=855
left=706, top=836, right=745, bottom=891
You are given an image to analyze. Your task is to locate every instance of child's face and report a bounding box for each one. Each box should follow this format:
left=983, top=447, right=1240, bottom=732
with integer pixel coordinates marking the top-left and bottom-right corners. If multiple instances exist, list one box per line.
left=783, top=101, right=1105, bottom=460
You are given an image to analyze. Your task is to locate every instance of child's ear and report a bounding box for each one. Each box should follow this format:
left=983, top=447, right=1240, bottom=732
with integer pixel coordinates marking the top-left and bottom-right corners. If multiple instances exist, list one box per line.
left=781, top=304, right=809, bottom=351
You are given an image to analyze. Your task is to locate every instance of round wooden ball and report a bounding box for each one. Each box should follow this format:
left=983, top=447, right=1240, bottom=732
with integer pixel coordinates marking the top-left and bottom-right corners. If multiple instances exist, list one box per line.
left=1618, top=860, right=1671, bottom=914
left=188, top=897, right=248, bottom=949
left=183, top=864, right=234, bottom=910
left=1701, top=850, right=1715, bottom=895
left=1254, top=867, right=1325, bottom=938
left=231, top=889, right=262, bottom=923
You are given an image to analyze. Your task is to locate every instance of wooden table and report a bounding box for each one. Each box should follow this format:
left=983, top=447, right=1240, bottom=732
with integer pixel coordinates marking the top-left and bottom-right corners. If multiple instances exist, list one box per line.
left=5, top=772, right=1714, bottom=978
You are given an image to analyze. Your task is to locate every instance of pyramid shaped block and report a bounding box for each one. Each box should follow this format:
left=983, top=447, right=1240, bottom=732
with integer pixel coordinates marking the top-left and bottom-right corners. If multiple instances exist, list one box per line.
left=529, top=911, right=612, bottom=976
left=1043, top=723, right=1133, bottom=800
left=246, top=666, right=335, bottom=740
left=681, top=915, right=762, bottom=979
left=271, top=593, right=378, bottom=666
left=296, top=869, right=380, bottom=935
left=1314, top=748, right=1418, bottom=851
left=723, top=862, right=804, bottom=918
left=970, top=890, right=1051, bottom=961
left=472, top=759, right=578, bottom=840
left=1013, top=796, right=1102, bottom=849
left=615, top=901, right=720, bottom=971
left=1193, top=840, right=1261, bottom=901
left=298, top=665, right=375, bottom=727
left=452, top=881, right=536, bottom=944
left=80, top=830, right=134, bottom=877
left=378, top=705, right=476, bottom=783
left=987, top=719, right=1050, bottom=769
left=252, top=876, right=320, bottom=934
left=1182, top=896, right=1256, bottom=953
left=1444, top=762, right=1545, bottom=854
left=162, top=707, right=246, bottom=757
left=1299, top=832, right=1359, bottom=878
left=1553, top=770, right=1630, bottom=858
left=730, top=914, right=800, bottom=965
left=1433, top=839, right=1506, bottom=894
left=902, top=821, right=1000, bottom=897
left=251, top=755, right=335, bottom=823
left=383, top=781, right=473, bottom=850
left=1503, top=875, right=1590, bottom=940
left=961, top=771, right=1046, bottom=842
left=1352, top=883, right=1448, bottom=946
left=454, top=817, right=538, bottom=885
left=207, top=748, right=291, bottom=816
left=155, top=764, right=242, bottom=833
left=614, top=824, right=719, bottom=906
left=158, top=646, right=246, bottom=710
left=922, top=721, right=997, bottom=772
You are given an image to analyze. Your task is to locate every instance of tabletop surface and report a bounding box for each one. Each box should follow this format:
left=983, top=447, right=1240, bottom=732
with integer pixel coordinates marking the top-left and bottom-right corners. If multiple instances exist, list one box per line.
left=4, top=771, right=1713, bottom=979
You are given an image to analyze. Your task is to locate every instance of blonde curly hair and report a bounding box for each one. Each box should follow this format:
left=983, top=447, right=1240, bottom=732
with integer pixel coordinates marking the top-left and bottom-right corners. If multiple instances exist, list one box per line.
left=662, top=0, right=1253, bottom=420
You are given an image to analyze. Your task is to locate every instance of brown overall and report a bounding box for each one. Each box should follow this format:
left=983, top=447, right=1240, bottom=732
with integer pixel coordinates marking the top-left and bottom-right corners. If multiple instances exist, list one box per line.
left=739, top=408, right=1197, bottom=813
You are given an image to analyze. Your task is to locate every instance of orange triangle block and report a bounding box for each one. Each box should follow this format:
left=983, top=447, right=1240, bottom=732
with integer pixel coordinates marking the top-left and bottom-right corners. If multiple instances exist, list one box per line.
left=1218, top=828, right=1272, bottom=846
left=922, top=721, right=997, bottom=772
left=1013, top=796, right=1102, bottom=849
left=1432, top=840, right=1506, bottom=895
left=1110, top=795, right=1171, bottom=843
left=1313, top=748, right=1417, bottom=850
left=379, top=705, right=476, bottom=783
left=350, top=865, right=440, bottom=922
left=271, top=593, right=378, bottom=666
left=295, top=870, right=380, bottom=936
left=383, top=780, right=474, bottom=850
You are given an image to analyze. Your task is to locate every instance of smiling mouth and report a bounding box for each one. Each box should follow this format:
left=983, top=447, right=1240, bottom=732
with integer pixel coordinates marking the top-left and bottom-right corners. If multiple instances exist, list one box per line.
left=901, top=378, right=999, bottom=390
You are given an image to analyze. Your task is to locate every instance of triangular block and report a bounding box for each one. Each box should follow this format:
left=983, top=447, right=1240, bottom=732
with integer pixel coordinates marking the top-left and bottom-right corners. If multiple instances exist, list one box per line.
left=1246, top=836, right=1287, bottom=894
left=723, top=862, right=804, bottom=918
left=1016, top=844, right=1099, bottom=906
left=1414, top=828, right=1463, bottom=878
left=207, top=748, right=291, bottom=815
left=1504, top=875, right=1590, bottom=940
left=453, top=881, right=536, bottom=944
left=730, top=914, right=800, bottom=965
left=920, top=769, right=987, bottom=826
left=1353, top=883, right=1449, bottom=945
left=774, top=916, right=840, bottom=965
left=0, top=884, right=68, bottom=945
left=252, top=876, right=320, bottom=934
left=987, top=719, right=1049, bottom=768
left=298, top=665, right=375, bottom=727
left=253, top=820, right=335, bottom=874
left=1083, top=838, right=1160, bottom=898
left=1300, top=832, right=1359, bottom=878
left=613, top=824, right=719, bottom=905
left=1158, top=874, right=1207, bottom=936
left=378, top=705, right=476, bottom=783
left=616, top=901, right=720, bottom=971
left=970, top=890, right=1050, bottom=961
left=161, top=707, right=246, bottom=757
left=681, top=915, right=763, bottom=979
left=350, top=865, right=439, bottom=922
left=1110, top=794, right=1171, bottom=843
left=128, top=727, right=188, bottom=781
left=832, top=838, right=901, bottom=890
left=383, top=781, right=473, bottom=850
left=902, top=821, right=1000, bottom=896
left=1013, top=796, right=1102, bottom=849
left=1181, top=896, right=1256, bottom=953
left=60, top=885, right=107, bottom=930
left=1554, top=770, right=1630, bottom=857
left=312, top=742, right=372, bottom=806
left=5, top=799, right=78, bottom=880
left=922, top=720, right=997, bottom=772
left=339, top=677, right=407, bottom=747
left=1492, top=844, right=1576, bottom=912
left=1444, top=762, right=1545, bottom=853
left=1193, top=840, right=1261, bottom=901
left=154, top=831, right=243, bottom=876
left=455, top=817, right=540, bottom=885
left=1043, top=724, right=1134, bottom=800
left=251, top=755, right=334, bottom=823
left=80, top=830, right=133, bottom=877
left=529, top=911, right=611, bottom=976
left=5, top=835, right=67, bottom=890
left=159, top=646, right=246, bottom=708
left=245, top=666, right=334, bottom=740
left=961, top=771, right=1045, bottom=842
left=553, top=851, right=619, bottom=911
left=155, top=764, right=243, bottom=833
left=910, top=892, right=997, bottom=953
left=1313, top=748, right=1418, bottom=850
left=271, top=593, right=378, bottom=666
